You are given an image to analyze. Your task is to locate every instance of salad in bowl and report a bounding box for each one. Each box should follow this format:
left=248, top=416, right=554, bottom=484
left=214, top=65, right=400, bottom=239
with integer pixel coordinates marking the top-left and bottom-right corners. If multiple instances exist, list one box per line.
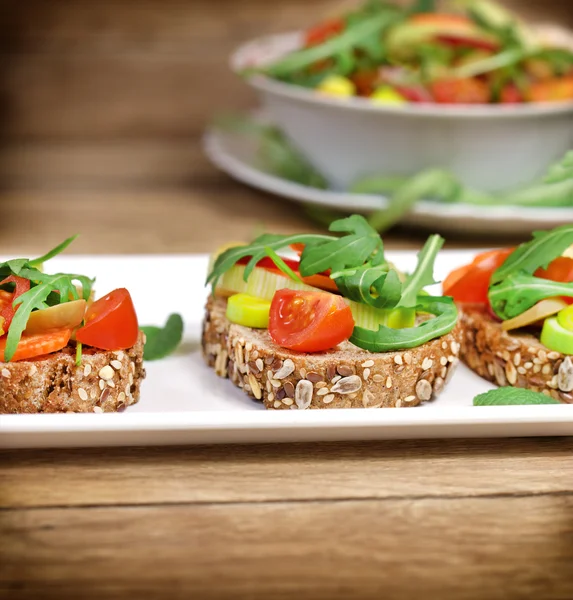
left=248, top=0, right=573, bottom=105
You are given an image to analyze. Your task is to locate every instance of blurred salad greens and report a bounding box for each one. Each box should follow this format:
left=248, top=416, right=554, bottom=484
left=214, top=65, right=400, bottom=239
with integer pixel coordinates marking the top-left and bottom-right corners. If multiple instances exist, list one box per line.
left=247, top=0, right=573, bottom=105
left=214, top=114, right=572, bottom=233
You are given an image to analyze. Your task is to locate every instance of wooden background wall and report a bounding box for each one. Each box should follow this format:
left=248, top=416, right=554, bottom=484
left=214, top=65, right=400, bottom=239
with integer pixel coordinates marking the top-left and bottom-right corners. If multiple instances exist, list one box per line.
left=1, top=0, right=572, bottom=190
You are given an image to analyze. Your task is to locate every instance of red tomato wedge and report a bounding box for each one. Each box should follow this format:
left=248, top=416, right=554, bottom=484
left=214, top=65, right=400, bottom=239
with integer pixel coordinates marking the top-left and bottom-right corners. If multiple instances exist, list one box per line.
left=430, top=78, right=490, bottom=104
left=443, top=248, right=514, bottom=304
left=76, top=288, right=139, bottom=350
left=269, top=289, right=354, bottom=353
left=305, top=18, right=344, bottom=47
left=0, top=275, right=30, bottom=331
left=527, top=76, right=573, bottom=103
left=0, top=328, right=72, bottom=362
left=535, top=256, right=573, bottom=305
left=237, top=256, right=338, bottom=293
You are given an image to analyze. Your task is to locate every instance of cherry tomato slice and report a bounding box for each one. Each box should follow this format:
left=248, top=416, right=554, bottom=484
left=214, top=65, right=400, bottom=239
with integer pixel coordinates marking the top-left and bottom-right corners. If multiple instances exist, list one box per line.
left=430, top=78, right=490, bottom=104
left=76, top=288, right=139, bottom=350
left=443, top=248, right=513, bottom=304
left=0, top=328, right=72, bottom=362
left=269, top=289, right=354, bottom=353
left=535, top=256, right=573, bottom=305
left=0, top=275, right=31, bottom=331
left=305, top=18, right=344, bottom=47
left=527, top=76, right=573, bottom=103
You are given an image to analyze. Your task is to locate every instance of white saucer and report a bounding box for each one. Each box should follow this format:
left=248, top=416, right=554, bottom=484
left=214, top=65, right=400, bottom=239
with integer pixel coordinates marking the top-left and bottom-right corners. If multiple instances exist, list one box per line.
left=203, top=115, right=572, bottom=236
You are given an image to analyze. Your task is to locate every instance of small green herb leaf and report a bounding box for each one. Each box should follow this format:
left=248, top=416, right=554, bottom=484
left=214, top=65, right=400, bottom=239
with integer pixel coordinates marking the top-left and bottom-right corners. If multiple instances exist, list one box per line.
left=141, top=314, right=184, bottom=361
left=263, top=247, right=304, bottom=284
left=489, top=273, right=573, bottom=320
left=28, top=235, right=79, bottom=268
left=492, top=224, right=573, bottom=285
left=397, top=234, right=444, bottom=308
left=473, top=387, right=561, bottom=406
left=299, top=215, right=384, bottom=276
left=350, top=295, right=458, bottom=352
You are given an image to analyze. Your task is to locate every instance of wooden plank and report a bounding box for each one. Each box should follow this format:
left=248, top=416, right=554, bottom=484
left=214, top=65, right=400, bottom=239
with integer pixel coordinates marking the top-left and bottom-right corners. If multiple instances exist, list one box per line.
left=0, top=140, right=217, bottom=188
left=1, top=495, right=572, bottom=599
left=0, top=189, right=487, bottom=256
left=1, top=438, right=571, bottom=508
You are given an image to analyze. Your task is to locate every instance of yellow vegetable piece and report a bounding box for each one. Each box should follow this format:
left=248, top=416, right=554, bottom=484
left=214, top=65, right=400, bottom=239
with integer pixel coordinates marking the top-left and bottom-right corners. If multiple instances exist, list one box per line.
left=226, top=293, right=271, bottom=329
left=0, top=316, right=4, bottom=337
left=557, top=304, right=573, bottom=333
left=370, top=86, right=407, bottom=105
left=316, top=75, right=356, bottom=97
left=501, top=297, right=568, bottom=331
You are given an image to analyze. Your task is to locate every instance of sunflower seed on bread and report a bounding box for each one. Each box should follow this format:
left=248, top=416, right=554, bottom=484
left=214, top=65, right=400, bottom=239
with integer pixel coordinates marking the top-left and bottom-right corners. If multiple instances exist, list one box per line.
left=202, top=297, right=463, bottom=410
left=460, top=308, right=573, bottom=404
left=0, top=332, right=146, bottom=413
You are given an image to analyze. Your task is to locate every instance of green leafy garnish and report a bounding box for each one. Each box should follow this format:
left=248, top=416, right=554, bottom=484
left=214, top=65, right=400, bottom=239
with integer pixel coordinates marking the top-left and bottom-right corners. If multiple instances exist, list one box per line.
left=0, top=239, right=94, bottom=361
left=207, top=214, right=454, bottom=351
left=487, top=225, right=573, bottom=320
left=140, top=314, right=184, bottom=361
left=350, top=295, right=458, bottom=351
left=397, top=234, right=443, bottom=308
left=207, top=232, right=331, bottom=291
left=258, top=6, right=402, bottom=80
left=263, top=247, right=304, bottom=284
left=299, top=215, right=385, bottom=276
left=473, top=387, right=560, bottom=406
left=490, top=273, right=573, bottom=320
left=491, top=225, right=573, bottom=285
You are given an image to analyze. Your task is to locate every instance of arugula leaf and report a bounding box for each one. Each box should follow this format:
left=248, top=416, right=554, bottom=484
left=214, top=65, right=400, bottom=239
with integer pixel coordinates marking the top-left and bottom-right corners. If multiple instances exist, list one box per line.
left=207, top=232, right=332, bottom=290
left=28, top=235, right=78, bottom=268
left=544, top=151, right=573, bottom=184
left=260, top=8, right=402, bottom=80
left=141, top=314, right=184, bottom=361
left=0, top=236, right=94, bottom=362
left=299, top=215, right=384, bottom=276
left=489, top=273, right=573, bottom=320
left=5, top=272, right=94, bottom=362
left=473, top=387, right=560, bottom=406
left=491, top=225, right=573, bottom=285
left=350, top=295, right=458, bottom=351
left=410, top=0, right=436, bottom=14
left=263, top=246, right=304, bottom=284
left=397, top=234, right=444, bottom=308
left=333, top=264, right=402, bottom=309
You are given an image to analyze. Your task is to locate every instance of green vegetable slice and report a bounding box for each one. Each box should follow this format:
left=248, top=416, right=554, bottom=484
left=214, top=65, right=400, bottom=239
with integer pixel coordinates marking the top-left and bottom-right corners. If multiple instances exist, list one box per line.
left=557, top=305, right=573, bottom=333
left=140, top=314, right=184, bottom=361
left=226, top=294, right=271, bottom=329
left=349, top=295, right=458, bottom=352
left=473, top=387, right=560, bottom=406
left=540, top=317, right=573, bottom=355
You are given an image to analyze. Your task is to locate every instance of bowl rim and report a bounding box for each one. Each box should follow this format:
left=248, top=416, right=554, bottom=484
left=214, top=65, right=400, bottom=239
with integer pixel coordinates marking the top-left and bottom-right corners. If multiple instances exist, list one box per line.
left=231, top=31, right=573, bottom=120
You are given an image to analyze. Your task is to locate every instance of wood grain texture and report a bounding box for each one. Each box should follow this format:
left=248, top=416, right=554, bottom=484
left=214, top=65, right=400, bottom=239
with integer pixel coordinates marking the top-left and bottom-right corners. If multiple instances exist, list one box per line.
left=0, top=189, right=490, bottom=255
left=1, top=494, right=573, bottom=600
left=1, top=438, right=572, bottom=509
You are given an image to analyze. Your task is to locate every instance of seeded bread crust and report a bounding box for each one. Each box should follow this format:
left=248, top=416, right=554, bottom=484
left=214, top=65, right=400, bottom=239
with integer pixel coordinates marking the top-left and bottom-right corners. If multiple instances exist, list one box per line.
left=460, top=308, right=573, bottom=404
left=202, top=297, right=463, bottom=410
left=0, top=332, right=146, bottom=413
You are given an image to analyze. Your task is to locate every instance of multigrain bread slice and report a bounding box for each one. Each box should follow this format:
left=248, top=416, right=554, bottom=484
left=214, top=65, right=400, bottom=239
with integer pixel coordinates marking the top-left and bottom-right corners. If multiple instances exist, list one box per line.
left=460, top=308, right=573, bottom=404
left=202, top=296, right=463, bottom=410
left=0, top=332, right=146, bottom=413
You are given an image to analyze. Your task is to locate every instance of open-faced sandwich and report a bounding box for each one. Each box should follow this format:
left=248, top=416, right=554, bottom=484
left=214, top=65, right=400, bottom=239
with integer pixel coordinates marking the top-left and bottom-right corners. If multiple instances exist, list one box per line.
left=444, top=225, right=573, bottom=403
left=203, top=215, right=462, bottom=410
left=0, top=237, right=145, bottom=414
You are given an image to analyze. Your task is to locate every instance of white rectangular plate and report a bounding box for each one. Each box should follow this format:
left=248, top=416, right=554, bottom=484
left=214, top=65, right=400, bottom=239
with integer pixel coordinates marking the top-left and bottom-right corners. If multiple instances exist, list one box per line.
left=1, top=252, right=572, bottom=448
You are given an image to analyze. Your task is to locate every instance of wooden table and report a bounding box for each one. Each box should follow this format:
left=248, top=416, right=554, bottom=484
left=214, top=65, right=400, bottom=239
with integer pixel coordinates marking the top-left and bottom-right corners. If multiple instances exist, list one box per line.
left=0, top=181, right=572, bottom=599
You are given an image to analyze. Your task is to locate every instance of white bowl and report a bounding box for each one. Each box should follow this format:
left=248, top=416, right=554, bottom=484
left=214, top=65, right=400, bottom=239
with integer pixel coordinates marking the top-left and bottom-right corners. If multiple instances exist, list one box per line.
left=232, top=32, right=573, bottom=192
